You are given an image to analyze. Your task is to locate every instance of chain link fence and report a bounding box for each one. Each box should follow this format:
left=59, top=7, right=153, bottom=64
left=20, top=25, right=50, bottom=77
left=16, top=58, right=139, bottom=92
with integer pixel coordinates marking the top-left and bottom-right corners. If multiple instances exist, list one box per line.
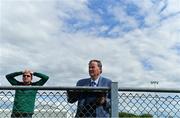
left=0, top=90, right=75, bottom=117
left=0, top=86, right=180, bottom=118
left=0, top=86, right=112, bottom=118
left=118, top=88, right=180, bottom=118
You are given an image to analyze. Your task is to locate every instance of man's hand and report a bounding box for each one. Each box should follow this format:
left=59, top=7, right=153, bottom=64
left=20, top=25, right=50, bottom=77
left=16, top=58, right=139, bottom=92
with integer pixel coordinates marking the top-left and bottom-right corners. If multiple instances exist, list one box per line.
left=95, top=92, right=107, bottom=106
left=96, top=95, right=106, bottom=106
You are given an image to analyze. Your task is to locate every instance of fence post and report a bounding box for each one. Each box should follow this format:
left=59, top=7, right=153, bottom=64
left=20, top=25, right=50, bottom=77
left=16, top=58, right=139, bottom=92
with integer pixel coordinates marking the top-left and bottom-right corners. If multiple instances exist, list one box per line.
left=111, top=82, right=118, bottom=118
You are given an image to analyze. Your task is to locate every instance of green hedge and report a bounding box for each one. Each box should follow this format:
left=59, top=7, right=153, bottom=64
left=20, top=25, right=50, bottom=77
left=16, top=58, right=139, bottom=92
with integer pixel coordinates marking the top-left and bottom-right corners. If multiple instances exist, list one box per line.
left=119, top=112, right=153, bottom=118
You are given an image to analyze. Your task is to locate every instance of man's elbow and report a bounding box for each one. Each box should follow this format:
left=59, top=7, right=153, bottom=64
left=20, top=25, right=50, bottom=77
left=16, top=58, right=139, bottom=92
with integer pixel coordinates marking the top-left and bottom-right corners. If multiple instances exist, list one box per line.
left=45, top=75, right=49, bottom=80
left=67, top=98, right=74, bottom=103
left=5, top=74, right=10, bottom=79
left=67, top=97, right=77, bottom=103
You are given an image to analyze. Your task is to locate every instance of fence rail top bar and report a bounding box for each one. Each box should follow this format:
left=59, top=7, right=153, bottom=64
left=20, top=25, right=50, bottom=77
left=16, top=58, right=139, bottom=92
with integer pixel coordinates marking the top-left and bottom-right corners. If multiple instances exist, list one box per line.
left=118, top=87, right=180, bottom=93
left=0, top=86, right=110, bottom=91
left=1, top=86, right=180, bottom=93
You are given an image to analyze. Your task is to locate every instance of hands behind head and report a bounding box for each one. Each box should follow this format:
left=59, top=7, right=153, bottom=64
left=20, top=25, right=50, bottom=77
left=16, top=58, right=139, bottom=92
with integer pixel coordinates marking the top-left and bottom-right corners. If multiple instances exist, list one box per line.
left=23, top=69, right=33, bottom=75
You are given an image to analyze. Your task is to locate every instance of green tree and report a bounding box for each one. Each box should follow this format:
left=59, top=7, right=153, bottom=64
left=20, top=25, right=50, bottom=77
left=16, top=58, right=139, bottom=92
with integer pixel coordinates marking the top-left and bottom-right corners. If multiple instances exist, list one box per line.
left=119, top=112, right=153, bottom=118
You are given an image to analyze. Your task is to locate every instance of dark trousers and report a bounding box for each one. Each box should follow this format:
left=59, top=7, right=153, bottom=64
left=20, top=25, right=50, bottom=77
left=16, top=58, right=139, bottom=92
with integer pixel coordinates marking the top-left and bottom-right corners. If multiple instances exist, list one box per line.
left=11, top=112, right=33, bottom=118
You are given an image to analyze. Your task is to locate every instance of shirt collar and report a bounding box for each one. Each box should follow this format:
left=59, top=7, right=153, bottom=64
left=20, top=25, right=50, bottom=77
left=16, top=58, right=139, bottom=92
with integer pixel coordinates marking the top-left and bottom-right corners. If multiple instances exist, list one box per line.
left=91, top=76, right=100, bottom=85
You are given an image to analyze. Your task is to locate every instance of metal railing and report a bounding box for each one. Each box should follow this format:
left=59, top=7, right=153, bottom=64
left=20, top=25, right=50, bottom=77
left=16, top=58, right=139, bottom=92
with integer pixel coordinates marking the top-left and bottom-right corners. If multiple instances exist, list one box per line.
left=0, top=85, right=180, bottom=118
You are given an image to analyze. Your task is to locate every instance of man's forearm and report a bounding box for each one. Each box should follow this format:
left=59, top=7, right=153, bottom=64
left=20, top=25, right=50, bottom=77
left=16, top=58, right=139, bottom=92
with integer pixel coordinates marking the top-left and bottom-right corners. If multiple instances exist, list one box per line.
left=67, top=90, right=79, bottom=103
left=6, top=71, right=23, bottom=78
left=6, top=71, right=23, bottom=85
left=33, top=72, right=49, bottom=80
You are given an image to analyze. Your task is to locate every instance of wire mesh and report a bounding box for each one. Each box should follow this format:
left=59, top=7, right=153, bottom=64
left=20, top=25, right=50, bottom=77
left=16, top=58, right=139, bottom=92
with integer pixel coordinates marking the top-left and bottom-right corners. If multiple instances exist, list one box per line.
left=0, top=89, right=110, bottom=118
left=118, top=92, right=180, bottom=118
left=0, top=87, right=180, bottom=118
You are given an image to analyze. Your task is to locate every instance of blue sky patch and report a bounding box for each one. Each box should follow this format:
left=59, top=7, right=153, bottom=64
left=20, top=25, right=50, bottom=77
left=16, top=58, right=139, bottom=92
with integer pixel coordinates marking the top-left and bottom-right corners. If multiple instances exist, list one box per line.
left=140, top=58, right=154, bottom=71
left=171, top=43, right=180, bottom=55
left=63, top=0, right=147, bottom=38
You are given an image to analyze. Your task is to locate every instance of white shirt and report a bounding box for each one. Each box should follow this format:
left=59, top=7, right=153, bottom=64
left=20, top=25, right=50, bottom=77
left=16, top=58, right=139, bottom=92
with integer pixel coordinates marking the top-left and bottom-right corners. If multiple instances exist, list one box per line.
left=91, top=76, right=100, bottom=87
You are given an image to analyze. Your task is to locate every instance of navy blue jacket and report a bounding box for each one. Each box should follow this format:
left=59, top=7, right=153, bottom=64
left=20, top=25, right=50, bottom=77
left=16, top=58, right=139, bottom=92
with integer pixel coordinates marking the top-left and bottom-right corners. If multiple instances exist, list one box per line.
left=68, top=76, right=112, bottom=117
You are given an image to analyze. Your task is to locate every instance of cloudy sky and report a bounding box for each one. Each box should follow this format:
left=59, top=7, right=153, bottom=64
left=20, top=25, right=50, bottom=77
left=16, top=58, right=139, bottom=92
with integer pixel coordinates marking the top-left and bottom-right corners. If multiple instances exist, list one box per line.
left=0, top=0, right=180, bottom=88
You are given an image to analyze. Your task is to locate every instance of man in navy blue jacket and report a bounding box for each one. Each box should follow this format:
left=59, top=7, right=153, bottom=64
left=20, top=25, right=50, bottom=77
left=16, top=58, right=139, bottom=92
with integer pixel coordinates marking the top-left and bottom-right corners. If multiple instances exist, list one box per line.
left=67, top=59, right=112, bottom=117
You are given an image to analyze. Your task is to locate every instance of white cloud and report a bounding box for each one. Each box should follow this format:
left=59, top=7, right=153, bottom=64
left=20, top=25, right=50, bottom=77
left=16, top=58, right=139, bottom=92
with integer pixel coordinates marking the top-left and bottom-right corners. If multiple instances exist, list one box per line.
left=0, top=0, right=180, bottom=89
left=162, top=0, right=180, bottom=15
left=110, top=5, right=138, bottom=30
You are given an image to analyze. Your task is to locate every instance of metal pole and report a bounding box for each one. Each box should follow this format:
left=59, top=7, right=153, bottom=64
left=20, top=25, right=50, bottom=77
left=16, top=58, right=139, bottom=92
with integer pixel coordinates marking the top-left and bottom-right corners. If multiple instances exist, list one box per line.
left=150, top=81, right=159, bottom=117
left=111, top=82, right=118, bottom=118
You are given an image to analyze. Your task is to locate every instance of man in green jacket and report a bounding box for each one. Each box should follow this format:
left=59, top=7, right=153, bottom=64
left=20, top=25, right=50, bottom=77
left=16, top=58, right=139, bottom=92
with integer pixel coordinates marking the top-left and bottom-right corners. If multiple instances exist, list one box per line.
left=6, top=69, right=49, bottom=118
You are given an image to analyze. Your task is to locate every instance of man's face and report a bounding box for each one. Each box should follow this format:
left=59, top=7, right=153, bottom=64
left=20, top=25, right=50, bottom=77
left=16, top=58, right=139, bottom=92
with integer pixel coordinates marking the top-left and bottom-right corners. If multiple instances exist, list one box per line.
left=89, top=61, right=101, bottom=79
left=22, top=72, right=32, bottom=84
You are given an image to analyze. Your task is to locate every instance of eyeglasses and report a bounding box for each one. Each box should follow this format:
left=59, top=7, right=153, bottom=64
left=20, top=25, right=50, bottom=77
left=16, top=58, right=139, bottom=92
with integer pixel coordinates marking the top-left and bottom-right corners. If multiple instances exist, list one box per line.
left=23, top=75, right=31, bottom=77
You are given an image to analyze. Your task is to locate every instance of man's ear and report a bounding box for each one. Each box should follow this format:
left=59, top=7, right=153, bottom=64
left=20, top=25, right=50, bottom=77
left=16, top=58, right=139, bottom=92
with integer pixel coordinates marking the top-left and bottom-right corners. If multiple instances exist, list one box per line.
left=30, top=73, right=33, bottom=80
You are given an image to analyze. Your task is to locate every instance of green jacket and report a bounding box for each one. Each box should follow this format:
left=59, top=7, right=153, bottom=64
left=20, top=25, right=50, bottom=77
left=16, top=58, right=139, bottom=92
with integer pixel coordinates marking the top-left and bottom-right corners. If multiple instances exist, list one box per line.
left=6, top=71, right=49, bottom=113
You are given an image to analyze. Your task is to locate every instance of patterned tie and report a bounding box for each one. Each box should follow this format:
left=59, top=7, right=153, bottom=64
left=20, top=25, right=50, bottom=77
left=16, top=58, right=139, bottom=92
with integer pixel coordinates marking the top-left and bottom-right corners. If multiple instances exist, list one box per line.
left=91, top=81, right=96, bottom=87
